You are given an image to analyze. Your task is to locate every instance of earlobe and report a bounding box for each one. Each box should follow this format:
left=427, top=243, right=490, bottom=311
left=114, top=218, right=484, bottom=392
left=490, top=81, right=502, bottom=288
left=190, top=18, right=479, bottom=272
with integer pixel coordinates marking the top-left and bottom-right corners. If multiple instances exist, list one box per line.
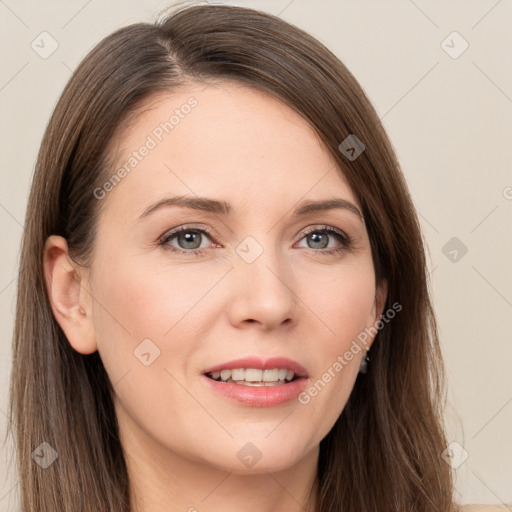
left=43, top=235, right=98, bottom=355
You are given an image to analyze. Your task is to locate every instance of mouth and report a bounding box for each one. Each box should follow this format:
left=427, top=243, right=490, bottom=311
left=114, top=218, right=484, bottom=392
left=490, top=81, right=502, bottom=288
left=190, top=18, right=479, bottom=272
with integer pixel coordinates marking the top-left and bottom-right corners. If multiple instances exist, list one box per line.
left=205, top=367, right=301, bottom=386
left=202, top=364, right=310, bottom=408
left=202, top=356, right=308, bottom=385
left=201, top=356, right=309, bottom=407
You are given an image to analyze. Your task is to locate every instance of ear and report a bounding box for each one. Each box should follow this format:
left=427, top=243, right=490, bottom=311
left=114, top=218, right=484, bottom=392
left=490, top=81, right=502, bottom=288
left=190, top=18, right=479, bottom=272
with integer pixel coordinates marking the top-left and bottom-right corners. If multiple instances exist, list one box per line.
left=374, top=280, right=388, bottom=322
left=43, top=235, right=97, bottom=354
left=367, top=280, right=388, bottom=349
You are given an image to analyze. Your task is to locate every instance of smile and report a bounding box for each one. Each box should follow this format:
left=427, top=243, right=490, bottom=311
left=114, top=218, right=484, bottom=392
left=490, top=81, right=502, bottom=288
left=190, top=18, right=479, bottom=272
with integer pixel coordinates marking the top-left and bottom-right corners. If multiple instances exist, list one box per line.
left=205, top=367, right=297, bottom=386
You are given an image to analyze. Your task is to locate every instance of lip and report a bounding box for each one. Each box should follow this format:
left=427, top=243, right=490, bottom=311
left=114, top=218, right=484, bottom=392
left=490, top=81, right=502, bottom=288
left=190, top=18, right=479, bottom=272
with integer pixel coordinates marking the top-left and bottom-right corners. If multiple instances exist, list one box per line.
left=201, top=356, right=309, bottom=408
left=202, top=356, right=309, bottom=378
left=201, top=374, right=309, bottom=407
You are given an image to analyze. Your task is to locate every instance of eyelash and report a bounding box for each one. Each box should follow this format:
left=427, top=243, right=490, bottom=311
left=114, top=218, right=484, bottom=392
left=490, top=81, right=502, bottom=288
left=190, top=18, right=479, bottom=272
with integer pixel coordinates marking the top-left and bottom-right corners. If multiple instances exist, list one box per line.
left=158, top=224, right=352, bottom=257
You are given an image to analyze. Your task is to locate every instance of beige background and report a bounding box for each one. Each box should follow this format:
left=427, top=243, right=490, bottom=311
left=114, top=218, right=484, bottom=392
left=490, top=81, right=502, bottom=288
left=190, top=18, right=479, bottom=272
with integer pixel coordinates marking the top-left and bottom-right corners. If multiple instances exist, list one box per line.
left=1, top=0, right=511, bottom=510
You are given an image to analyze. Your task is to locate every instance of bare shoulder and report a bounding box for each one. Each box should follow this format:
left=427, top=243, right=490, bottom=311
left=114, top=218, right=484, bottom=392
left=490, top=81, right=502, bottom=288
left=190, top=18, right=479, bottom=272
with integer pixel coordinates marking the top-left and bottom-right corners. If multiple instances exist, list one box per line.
left=460, top=505, right=512, bottom=512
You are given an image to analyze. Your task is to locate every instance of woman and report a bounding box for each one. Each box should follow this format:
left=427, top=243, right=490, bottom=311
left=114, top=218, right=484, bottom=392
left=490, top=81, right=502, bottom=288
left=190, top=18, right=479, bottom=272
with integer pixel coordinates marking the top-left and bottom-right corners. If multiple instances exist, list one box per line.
left=9, top=3, right=463, bottom=511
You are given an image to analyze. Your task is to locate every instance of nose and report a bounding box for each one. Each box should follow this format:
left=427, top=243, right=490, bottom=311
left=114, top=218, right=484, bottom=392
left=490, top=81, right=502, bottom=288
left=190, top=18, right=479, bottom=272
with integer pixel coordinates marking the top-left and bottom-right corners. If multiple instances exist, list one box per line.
left=225, top=240, right=297, bottom=331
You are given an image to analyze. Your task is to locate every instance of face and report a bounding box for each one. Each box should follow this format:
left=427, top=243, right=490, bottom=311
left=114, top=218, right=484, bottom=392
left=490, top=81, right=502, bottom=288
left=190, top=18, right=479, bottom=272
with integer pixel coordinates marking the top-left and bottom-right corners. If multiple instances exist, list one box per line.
left=69, top=81, right=386, bottom=474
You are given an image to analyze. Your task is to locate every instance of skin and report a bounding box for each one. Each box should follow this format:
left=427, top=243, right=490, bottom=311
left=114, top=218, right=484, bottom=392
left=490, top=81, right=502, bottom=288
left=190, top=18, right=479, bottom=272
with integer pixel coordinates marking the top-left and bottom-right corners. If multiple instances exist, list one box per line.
left=44, top=81, right=387, bottom=512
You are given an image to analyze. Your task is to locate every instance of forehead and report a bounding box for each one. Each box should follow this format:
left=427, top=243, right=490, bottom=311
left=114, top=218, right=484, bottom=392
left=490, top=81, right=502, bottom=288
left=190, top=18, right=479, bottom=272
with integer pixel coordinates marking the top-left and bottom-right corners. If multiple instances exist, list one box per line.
left=102, top=80, right=360, bottom=216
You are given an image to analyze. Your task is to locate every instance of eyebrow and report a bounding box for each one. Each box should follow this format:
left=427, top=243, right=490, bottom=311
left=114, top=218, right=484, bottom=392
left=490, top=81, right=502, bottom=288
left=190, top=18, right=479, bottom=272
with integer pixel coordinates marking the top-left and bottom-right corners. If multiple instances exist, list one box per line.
left=138, top=195, right=363, bottom=221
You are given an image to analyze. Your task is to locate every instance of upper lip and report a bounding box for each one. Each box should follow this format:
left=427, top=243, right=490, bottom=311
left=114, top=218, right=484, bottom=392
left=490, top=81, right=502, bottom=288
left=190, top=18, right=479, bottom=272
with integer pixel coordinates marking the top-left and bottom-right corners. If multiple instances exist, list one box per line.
left=203, top=356, right=309, bottom=378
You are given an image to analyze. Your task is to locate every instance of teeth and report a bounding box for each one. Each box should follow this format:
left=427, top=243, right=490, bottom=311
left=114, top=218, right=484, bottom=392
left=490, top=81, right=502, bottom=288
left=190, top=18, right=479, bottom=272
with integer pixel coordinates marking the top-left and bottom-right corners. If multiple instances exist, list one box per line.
left=208, top=368, right=297, bottom=384
left=262, top=369, right=279, bottom=382
left=245, top=369, right=263, bottom=381
left=233, top=380, right=285, bottom=387
left=231, top=368, right=245, bottom=380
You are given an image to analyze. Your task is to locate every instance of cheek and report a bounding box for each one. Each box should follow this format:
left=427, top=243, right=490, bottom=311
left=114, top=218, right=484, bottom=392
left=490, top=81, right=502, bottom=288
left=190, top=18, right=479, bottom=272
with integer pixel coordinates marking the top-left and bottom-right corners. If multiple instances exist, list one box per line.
left=88, top=253, right=216, bottom=443
left=90, top=251, right=217, bottom=340
left=294, top=260, right=376, bottom=430
left=89, top=249, right=229, bottom=388
left=304, top=260, right=377, bottom=346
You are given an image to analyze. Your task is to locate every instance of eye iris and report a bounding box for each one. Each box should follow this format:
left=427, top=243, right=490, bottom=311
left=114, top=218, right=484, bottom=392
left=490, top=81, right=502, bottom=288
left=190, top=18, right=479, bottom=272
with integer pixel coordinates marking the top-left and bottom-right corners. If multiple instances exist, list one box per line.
left=308, top=232, right=328, bottom=249
left=178, top=231, right=202, bottom=249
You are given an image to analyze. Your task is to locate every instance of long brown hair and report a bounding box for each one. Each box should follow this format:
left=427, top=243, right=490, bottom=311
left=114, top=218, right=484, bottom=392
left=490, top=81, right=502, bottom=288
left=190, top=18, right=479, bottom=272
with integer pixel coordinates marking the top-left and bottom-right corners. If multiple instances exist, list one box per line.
left=8, top=3, right=457, bottom=511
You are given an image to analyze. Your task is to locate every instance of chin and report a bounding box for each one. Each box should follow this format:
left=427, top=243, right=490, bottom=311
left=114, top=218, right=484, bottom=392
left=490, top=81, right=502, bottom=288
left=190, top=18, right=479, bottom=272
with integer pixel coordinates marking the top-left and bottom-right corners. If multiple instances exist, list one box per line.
left=199, top=433, right=313, bottom=475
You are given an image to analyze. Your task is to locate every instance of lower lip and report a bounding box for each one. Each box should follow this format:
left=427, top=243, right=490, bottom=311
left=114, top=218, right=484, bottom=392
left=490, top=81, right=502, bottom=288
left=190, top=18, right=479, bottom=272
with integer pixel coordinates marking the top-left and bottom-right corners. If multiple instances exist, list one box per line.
left=201, top=375, right=309, bottom=407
